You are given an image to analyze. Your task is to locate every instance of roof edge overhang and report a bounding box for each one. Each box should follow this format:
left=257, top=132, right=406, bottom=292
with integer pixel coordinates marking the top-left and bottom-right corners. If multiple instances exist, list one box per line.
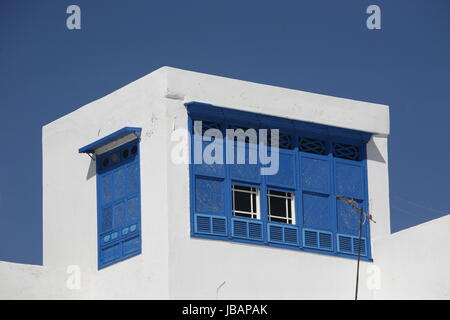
left=185, top=101, right=372, bottom=143
left=79, top=127, right=142, bottom=156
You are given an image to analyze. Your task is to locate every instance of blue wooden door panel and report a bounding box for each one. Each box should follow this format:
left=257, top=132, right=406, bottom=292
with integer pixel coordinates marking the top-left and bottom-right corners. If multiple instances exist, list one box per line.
left=302, top=192, right=332, bottom=230
left=335, top=159, right=364, bottom=200
left=265, top=149, right=296, bottom=189
left=300, top=153, right=330, bottom=194
left=336, top=198, right=367, bottom=237
left=229, top=142, right=261, bottom=183
left=193, top=135, right=226, bottom=178
left=195, top=176, right=225, bottom=215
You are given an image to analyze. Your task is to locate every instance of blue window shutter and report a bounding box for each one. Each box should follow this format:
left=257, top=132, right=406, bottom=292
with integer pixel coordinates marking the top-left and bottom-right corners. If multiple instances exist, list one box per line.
left=302, top=192, right=331, bottom=230
left=194, top=214, right=227, bottom=236
left=267, top=223, right=299, bottom=246
left=336, top=198, right=367, bottom=237
left=228, top=142, right=261, bottom=183
left=300, top=154, right=330, bottom=194
left=302, top=228, right=333, bottom=251
left=96, top=140, right=142, bottom=269
left=231, top=218, right=263, bottom=241
left=335, top=160, right=364, bottom=200
left=195, top=177, right=224, bottom=214
left=265, top=149, right=296, bottom=189
left=192, top=121, right=225, bottom=178
left=186, top=102, right=372, bottom=261
left=337, top=234, right=367, bottom=256
left=190, top=119, right=228, bottom=239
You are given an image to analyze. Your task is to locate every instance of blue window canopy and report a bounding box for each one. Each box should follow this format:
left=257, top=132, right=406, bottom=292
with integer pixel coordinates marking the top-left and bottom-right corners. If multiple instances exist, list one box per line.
left=185, top=101, right=372, bottom=143
left=79, top=127, right=142, bottom=156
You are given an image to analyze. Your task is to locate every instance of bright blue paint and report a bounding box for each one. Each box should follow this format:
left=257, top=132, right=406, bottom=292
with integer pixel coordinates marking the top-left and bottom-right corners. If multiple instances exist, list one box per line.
left=231, top=217, right=264, bottom=241
left=195, top=177, right=225, bottom=214
left=266, top=151, right=296, bottom=188
left=267, top=223, right=299, bottom=246
left=187, top=102, right=372, bottom=261
left=302, top=228, right=333, bottom=251
left=337, top=233, right=367, bottom=257
left=302, top=192, right=331, bottom=230
left=194, top=213, right=227, bottom=236
left=89, top=128, right=142, bottom=269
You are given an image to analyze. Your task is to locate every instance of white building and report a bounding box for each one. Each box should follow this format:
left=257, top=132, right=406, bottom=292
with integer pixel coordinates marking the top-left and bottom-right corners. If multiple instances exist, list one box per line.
left=0, top=66, right=449, bottom=299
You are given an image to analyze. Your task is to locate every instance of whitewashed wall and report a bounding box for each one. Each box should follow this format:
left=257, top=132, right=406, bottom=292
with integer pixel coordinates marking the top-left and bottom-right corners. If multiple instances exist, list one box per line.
left=0, top=67, right=445, bottom=299
left=373, top=215, right=450, bottom=299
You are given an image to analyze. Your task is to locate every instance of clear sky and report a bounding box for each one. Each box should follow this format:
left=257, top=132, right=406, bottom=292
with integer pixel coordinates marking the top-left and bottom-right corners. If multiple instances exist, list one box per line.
left=1, top=0, right=449, bottom=265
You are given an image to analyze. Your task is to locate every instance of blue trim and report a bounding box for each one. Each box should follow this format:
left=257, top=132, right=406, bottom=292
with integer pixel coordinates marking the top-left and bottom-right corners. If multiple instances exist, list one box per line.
left=89, top=137, right=142, bottom=270
left=267, top=222, right=299, bottom=246
left=186, top=102, right=373, bottom=262
left=337, top=233, right=368, bottom=257
left=185, top=101, right=372, bottom=144
left=302, top=228, right=333, bottom=251
left=194, top=214, right=227, bottom=236
left=231, top=217, right=264, bottom=241
left=79, top=127, right=142, bottom=154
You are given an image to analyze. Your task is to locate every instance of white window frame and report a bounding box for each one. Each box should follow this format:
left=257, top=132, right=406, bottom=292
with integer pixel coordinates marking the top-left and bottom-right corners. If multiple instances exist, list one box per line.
left=232, top=184, right=260, bottom=220
left=267, top=190, right=295, bottom=225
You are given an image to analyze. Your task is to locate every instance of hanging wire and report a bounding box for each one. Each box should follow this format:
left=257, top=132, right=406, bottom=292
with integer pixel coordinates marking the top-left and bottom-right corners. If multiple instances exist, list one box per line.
left=337, top=195, right=375, bottom=300
left=353, top=203, right=363, bottom=300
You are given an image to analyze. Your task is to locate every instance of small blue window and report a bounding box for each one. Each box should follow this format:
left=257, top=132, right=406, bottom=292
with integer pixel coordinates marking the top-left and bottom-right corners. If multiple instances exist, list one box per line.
left=79, top=127, right=142, bottom=269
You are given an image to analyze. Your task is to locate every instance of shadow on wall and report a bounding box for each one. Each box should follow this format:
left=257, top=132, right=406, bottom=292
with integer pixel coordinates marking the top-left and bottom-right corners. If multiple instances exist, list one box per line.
left=86, top=158, right=96, bottom=180
left=367, top=137, right=386, bottom=163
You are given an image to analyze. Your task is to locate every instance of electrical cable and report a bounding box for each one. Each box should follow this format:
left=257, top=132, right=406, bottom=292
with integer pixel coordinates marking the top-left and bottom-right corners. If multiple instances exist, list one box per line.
left=337, top=195, right=374, bottom=301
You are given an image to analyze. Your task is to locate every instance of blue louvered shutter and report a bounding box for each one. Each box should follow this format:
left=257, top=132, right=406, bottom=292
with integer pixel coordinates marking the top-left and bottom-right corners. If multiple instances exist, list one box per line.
left=226, top=124, right=264, bottom=241
left=299, top=141, right=334, bottom=250
left=231, top=217, right=263, bottom=241
left=267, top=223, right=299, bottom=246
left=334, top=142, right=369, bottom=256
left=191, top=119, right=229, bottom=238
left=97, top=141, right=141, bottom=269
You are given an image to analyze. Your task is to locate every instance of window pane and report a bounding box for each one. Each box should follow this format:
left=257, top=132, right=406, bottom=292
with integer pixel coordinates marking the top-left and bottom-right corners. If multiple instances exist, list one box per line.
left=268, top=190, right=294, bottom=224
left=234, top=189, right=252, bottom=212
left=269, top=195, right=287, bottom=217
left=268, top=190, right=287, bottom=197
left=232, top=184, right=259, bottom=218
left=234, top=185, right=253, bottom=192
left=234, top=211, right=253, bottom=219
left=287, top=199, right=292, bottom=218
left=270, top=216, right=287, bottom=223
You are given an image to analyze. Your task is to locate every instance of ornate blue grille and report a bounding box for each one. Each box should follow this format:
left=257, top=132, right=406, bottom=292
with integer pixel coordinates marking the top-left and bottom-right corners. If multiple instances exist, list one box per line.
left=299, top=137, right=327, bottom=155
left=333, top=143, right=360, bottom=161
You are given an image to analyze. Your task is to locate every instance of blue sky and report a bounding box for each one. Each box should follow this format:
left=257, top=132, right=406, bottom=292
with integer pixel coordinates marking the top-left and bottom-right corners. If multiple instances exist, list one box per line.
left=1, top=0, right=449, bottom=265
